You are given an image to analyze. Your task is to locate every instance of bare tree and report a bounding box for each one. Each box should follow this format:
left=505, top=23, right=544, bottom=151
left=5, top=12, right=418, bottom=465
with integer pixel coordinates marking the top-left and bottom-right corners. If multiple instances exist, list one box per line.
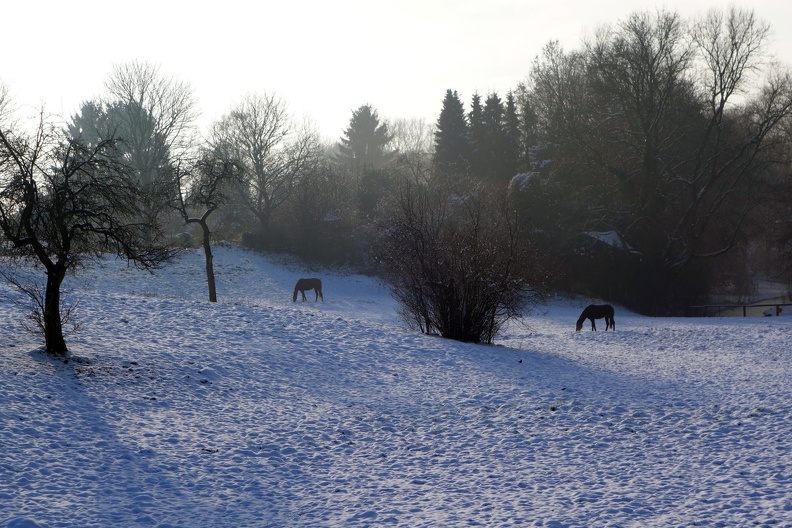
left=171, top=154, right=239, bottom=302
left=674, top=7, right=782, bottom=264
left=208, top=93, right=322, bottom=247
left=86, top=60, right=199, bottom=228
left=0, top=113, right=173, bottom=355
left=587, top=10, right=694, bottom=202
left=388, top=117, right=434, bottom=156
left=387, top=117, right=436, bottom=187
left=0, top=82, right=14, bottom=125
left=104, top=60, right=197, bottom=166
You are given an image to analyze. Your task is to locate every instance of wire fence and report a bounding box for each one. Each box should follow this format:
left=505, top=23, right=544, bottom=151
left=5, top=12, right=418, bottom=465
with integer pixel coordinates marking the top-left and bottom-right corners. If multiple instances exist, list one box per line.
left=688, top=303, right=792, bottom=317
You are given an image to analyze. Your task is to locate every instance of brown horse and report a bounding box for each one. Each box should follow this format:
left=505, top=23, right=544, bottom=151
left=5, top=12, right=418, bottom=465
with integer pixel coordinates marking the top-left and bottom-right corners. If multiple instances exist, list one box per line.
left=576, top=304, right=615, bottom=331
left=293, top=278, right=323, bottom=302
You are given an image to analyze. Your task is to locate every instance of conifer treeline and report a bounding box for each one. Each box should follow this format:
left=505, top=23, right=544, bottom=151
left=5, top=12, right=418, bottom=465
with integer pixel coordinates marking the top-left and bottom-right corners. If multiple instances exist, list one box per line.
left=433, top=89, right=532, bottom=186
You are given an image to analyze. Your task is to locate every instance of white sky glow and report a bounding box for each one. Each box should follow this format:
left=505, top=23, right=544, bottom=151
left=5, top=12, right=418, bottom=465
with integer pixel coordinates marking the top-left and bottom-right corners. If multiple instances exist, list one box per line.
left=4, top=0, right=792, bottom=142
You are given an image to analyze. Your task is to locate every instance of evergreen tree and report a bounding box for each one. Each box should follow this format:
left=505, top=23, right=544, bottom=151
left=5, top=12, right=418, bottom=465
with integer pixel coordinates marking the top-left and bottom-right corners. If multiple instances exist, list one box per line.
left=482, top=92, right=507, bottom=183
left=336, top=104, right=394, bottom=172
left=68, top=99, right=175, bottom=237
left=467, top=93, right=486, bottom=181
left=69, top=100, right=171, bottom=188
left=503, top=92, right=521, bottom=178
left=433, top=89, right=470, bottom=181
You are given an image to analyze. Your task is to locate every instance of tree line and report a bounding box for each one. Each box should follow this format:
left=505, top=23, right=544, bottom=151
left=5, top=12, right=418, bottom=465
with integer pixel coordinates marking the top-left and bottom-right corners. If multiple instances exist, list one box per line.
left=1, top=6, right=791, bottom=355
left=435, top=7, right=792, bottom=315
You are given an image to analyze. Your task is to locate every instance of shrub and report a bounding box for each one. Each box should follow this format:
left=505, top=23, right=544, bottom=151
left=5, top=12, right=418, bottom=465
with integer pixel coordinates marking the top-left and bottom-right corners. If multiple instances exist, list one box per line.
left=374, top=180, right=546, bottom=344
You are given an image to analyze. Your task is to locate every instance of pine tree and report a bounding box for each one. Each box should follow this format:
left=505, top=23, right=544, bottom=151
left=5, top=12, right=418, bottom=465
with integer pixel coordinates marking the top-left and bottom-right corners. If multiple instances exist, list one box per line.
left=482, top=92, right=506, bottom=183
left=336, top=105, right=394, bottom=172
left=433, top=89, right=470, bottom=181
left=503, top=92, right=522, bottom=179
left=467, top=93, right=486, bottom=181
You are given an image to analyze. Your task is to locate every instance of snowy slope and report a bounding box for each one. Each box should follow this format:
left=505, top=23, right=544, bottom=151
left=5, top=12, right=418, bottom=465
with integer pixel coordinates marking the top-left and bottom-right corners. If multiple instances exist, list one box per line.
left=1, top=246, right=790, bottom=527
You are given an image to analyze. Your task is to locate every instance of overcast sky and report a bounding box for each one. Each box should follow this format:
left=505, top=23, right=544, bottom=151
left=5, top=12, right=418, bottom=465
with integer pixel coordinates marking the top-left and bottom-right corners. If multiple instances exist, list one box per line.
left=4, top=0, right=792, bottom=142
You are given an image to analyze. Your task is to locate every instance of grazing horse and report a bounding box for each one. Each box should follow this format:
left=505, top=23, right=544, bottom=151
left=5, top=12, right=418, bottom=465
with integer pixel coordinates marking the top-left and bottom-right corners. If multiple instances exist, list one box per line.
left=576, top=304, right=615, bottom=331
left=293, top=278, right=323, bottom=302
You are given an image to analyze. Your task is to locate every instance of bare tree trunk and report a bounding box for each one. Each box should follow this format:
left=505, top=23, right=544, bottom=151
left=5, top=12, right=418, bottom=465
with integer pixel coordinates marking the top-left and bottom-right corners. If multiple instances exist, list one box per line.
left=200, top=221, right=217, bottom=303
left=43, top=267, right=68, bottom=355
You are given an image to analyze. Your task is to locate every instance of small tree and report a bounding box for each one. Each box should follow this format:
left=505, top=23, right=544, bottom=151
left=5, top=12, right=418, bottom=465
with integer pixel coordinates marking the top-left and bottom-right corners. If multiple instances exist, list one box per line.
left=0, top=113, right=173, bottom=355
left=171, top=154, right=239, bottom=302
left=375, top=179, right=546, bottom=344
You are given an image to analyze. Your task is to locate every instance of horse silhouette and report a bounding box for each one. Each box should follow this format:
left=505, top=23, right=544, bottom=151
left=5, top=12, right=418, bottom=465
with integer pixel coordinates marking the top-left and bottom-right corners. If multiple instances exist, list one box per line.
left=576, top=304, right=615, bottom=331
left=293, top=278, right=323, bottom=302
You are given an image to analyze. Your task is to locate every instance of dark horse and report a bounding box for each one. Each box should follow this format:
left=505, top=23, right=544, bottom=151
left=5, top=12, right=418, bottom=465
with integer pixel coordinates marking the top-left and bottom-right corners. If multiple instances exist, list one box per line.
left=293, top=278, right=323, bottom=302
left=576, top=304, right=615, bottom=331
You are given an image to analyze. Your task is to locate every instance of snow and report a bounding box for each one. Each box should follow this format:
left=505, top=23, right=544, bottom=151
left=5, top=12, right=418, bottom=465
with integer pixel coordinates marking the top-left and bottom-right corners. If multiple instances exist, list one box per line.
left=1, top=246, right=791, bottom=527
left=582, top=231, right=639, bottom=255
left=509, top=172, right=539, bottom=192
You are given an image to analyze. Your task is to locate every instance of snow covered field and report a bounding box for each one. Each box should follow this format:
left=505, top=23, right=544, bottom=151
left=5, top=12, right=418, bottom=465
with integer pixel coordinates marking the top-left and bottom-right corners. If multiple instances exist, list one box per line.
left=1, top=246, right=790, bottom=527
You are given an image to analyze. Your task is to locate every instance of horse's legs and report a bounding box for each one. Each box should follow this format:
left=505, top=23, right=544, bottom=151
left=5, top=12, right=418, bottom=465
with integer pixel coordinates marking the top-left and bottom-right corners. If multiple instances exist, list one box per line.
left=591, top=318, right=597, bottom=331
left=301, top=290, right=307, bottom=301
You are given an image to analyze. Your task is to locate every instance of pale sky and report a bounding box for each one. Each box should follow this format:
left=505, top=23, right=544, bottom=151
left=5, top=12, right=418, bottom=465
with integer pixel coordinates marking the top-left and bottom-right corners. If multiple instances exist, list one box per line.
left=4, top=0, right=792, bottom=142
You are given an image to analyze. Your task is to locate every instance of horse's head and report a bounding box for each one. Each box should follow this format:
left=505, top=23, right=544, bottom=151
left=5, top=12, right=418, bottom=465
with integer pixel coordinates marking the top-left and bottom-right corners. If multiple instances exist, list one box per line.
left=292, top=290, right=298, bottom=302
left=575, top=320, right=583, bottom=331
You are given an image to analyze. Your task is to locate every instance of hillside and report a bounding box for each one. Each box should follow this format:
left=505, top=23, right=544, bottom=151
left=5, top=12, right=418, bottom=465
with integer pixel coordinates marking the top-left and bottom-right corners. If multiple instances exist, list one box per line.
left=1, top=246, right=790, bottom=527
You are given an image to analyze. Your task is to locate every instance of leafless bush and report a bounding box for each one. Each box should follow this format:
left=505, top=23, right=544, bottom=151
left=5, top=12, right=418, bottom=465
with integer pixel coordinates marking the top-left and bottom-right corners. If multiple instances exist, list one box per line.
left=374, top=180, right=547, bottom=344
